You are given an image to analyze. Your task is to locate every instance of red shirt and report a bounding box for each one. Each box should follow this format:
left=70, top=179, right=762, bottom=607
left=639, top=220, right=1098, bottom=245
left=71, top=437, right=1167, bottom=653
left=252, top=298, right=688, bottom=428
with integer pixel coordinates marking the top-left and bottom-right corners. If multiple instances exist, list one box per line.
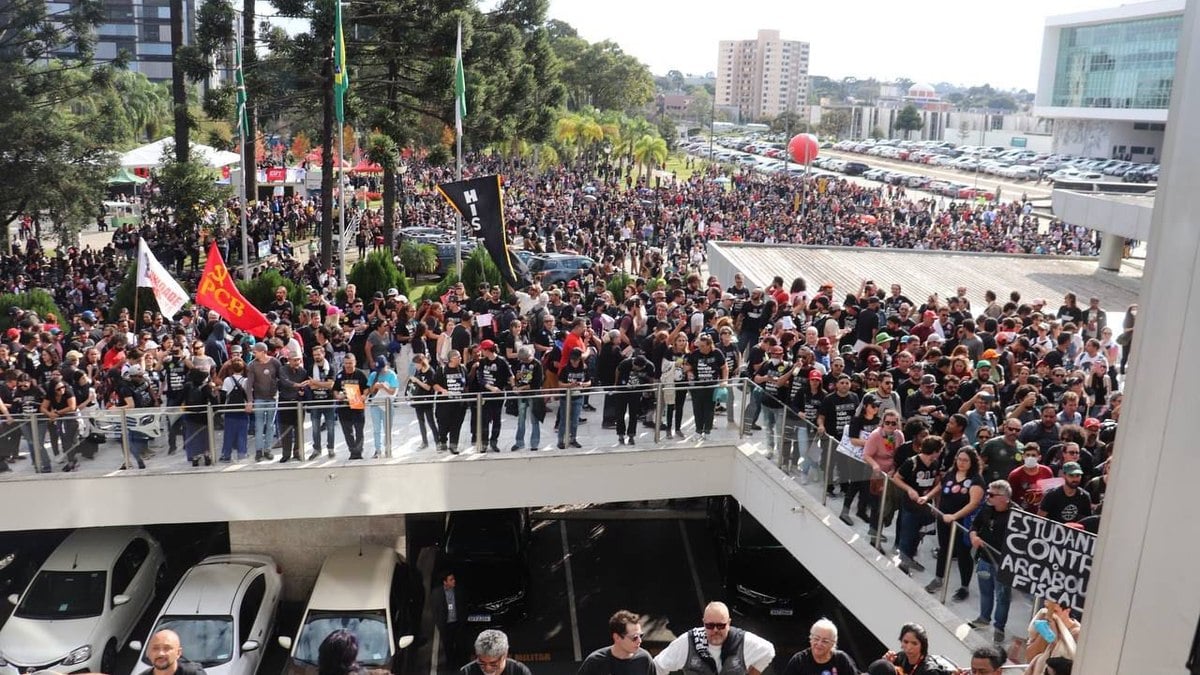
left=1007, top=464, right=1055, bottom=510
left=558, top=331, right=586, bottom=370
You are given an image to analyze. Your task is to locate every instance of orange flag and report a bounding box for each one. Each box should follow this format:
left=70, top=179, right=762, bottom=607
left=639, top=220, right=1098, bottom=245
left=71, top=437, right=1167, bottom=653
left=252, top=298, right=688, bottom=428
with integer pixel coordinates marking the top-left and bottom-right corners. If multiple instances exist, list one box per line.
left=196, top=242, right=271, bottom=338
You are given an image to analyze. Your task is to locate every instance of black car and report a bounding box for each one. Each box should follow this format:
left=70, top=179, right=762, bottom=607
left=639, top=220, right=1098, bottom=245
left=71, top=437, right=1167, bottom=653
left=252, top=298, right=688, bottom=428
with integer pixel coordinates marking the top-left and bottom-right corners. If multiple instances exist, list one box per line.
left=0, top=529, right=70, bottom=627
left=526, top=253, right=596, bottom=287
left=434, top=240, right=477, bottom=277
left=437, top=509, right=530, bottom=625
left=841, top=161, right=870, bottom=176
left=709, top=497, right=819, bottom=618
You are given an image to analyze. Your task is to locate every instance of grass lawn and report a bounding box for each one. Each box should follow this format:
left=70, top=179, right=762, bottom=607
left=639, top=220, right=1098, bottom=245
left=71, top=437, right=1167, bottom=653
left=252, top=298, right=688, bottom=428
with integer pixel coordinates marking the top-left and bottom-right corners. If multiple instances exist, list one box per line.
left=409, top=280, right=437, bottom=301
left=663, top=154, right=704, bottom=182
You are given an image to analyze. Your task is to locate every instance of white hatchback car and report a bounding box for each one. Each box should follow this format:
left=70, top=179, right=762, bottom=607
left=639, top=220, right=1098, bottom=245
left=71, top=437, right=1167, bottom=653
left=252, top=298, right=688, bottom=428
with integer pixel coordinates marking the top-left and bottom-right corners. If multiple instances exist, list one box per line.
left=0, top=527, right=165, bottom=675
left=278, top=544, right=418, bottom=675
left=130, top=555, right=283, bottom=675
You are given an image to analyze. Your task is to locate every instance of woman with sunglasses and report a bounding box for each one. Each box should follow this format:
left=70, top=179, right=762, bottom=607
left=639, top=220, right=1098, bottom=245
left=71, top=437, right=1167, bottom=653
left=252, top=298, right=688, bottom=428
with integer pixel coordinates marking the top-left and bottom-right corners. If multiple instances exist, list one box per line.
left=863, top=408, right=905, bottom=541
left=39, top=377, right=77, bottom=471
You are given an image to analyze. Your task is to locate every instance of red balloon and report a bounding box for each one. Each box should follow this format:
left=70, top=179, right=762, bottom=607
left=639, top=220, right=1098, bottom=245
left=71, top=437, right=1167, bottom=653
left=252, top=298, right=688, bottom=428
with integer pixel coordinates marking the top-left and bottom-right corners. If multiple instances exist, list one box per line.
left=788, top=133, right=819, bottom=164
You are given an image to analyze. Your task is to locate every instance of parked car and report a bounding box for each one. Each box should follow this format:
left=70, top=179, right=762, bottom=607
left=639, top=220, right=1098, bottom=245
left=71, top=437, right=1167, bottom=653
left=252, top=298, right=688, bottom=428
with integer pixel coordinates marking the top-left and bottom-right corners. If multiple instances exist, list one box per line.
left=841, top=161, right=870, bottom=176
left=526, top=253, right=596, bottom=287
left=433, top=241, right=477, bottom=277
left=709, top=497, right=818, bottom=617
left=279, top=544, right=421, bottom=675
left=437, top=509, right=530, bottom=626
left=0, top=527, right=166, bottom=675
left=0, top=530, right=70, bottom=628
left=130, top=555, right=282, bottom=675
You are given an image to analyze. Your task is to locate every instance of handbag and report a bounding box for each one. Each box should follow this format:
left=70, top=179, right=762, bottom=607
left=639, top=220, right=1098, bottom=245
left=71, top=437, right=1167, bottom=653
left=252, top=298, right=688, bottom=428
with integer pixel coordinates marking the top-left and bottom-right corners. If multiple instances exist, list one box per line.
left=1116, top=330, right=1132, bottom=347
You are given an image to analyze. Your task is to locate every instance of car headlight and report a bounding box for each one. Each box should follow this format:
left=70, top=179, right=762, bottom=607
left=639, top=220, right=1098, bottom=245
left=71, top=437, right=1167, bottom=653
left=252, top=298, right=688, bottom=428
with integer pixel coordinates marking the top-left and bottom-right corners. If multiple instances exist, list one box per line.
left=481, top=590, right=525, bottom=612
left=60, top=645, right=92, bottom=667
left=0, top=553, right=14, bottom=572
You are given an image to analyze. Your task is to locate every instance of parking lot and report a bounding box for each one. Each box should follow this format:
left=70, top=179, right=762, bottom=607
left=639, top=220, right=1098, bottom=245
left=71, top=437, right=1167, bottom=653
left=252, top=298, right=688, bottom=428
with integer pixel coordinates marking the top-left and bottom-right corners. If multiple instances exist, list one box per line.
left=66, top=503, right=885, bottom=675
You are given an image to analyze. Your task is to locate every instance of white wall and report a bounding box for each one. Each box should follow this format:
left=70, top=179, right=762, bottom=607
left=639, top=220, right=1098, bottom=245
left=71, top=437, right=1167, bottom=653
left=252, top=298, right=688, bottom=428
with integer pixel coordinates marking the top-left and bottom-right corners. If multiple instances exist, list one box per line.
left=1052, top=119, right=1166, bottom=159
left=230, top=516, right=407, bottom=601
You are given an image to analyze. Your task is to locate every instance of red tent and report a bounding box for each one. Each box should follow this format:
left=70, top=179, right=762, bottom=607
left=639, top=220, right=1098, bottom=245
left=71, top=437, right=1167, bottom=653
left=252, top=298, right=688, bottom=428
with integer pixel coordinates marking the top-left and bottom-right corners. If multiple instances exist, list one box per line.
left=304, top=150, right=344, bottom=167
left=353, top=161, right=384, bottom=174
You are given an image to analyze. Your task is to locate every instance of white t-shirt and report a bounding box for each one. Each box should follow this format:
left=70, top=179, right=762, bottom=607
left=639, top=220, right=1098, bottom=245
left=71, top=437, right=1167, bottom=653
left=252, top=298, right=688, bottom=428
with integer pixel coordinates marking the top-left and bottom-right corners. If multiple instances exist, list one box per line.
left=653, top=629, right=775, bottom=675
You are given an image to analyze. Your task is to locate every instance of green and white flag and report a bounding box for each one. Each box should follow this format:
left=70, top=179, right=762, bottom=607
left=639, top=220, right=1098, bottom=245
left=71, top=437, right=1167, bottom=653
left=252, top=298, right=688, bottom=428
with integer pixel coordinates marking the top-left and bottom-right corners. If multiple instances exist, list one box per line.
left=454, top=19, right=466, bottom=137
left=334, top=0, right=349, bottom=123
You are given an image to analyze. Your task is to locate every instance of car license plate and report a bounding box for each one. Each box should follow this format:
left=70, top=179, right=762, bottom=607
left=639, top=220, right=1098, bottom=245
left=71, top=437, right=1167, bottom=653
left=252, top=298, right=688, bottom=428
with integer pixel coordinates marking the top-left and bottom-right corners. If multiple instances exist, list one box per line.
left=468, top=614, right=492, bottom=623
left=769, top=608, right=794, bottom=617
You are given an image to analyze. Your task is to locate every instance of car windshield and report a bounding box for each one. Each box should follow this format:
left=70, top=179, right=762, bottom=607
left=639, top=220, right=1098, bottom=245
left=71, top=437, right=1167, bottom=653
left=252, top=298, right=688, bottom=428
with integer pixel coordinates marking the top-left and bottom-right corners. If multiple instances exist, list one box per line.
left=146, top=617, right=234, bottom=667
left=15, top=570, right=106, bottom=619
left=445, top=520, right=519, bottom=559
left=737, top=512, right=783, bottom=551
left=293, top=611, right=390, bottom=666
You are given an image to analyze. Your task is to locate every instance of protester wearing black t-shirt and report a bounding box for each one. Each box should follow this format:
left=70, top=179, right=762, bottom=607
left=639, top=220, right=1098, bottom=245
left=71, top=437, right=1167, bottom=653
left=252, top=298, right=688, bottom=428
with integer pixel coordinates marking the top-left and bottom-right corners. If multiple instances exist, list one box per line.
left=1038, top=461, right=1092, bottom=523
left=816, top=375, right=859, bottom=496
left=434, top=351, right=469, bottom=454
left=614, top=353, right=654, bottom=445
left=685, top=335, right=727, bottom=439
left=577, top=610, right=656, bottom=675
left=781, top=619, right=859, bottom=675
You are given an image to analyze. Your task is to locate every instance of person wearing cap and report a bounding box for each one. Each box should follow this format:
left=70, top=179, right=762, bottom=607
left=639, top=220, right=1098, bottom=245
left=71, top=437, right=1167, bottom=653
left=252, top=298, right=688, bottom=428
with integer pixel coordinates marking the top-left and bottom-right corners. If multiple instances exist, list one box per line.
left=754, top=343, right=793, bottom=459
left=365, top=354, right=399, bottom=458
left=555, top=347, right=591, bottom=449
left=613, top=349, right=655, bottom=445
left=275, top=349, right=310, bottom=463
left=433, top=350, right=470, bottom=453
left=475, top=340, right=513, bottom=453
left=111, top=363, right=157, bottom=470
left=1038, top=460, right=1092, bottom=524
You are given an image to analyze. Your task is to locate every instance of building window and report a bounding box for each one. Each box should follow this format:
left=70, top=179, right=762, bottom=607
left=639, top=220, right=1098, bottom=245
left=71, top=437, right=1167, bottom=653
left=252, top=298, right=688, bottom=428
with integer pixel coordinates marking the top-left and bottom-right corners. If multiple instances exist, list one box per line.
left=1051, top=14, right=1181, bottom=109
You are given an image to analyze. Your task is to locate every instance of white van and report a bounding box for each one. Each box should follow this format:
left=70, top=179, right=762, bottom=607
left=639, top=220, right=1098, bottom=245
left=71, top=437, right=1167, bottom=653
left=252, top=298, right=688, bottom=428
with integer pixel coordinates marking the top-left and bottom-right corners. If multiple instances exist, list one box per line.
left=278, top=544, right=418, bottom=675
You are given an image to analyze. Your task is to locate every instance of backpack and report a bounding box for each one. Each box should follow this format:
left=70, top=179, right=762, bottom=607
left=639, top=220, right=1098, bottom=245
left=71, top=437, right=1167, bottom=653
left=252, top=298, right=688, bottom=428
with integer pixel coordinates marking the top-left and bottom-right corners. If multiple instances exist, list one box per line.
left=225, top=376, right=248, bottom=406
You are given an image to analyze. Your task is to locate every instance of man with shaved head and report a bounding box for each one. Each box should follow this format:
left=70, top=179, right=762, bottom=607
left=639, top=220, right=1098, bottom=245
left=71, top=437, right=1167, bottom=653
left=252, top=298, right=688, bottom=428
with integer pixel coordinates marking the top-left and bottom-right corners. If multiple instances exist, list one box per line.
left=652, top=602, right=775, bottom=675
left=142, top=629, right=207, bottom=675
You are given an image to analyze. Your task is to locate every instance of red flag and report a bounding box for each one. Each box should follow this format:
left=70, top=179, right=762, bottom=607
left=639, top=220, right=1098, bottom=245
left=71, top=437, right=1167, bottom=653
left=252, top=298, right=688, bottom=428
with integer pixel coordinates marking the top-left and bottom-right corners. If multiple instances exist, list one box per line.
left=195, top=242, right=271, bottom=337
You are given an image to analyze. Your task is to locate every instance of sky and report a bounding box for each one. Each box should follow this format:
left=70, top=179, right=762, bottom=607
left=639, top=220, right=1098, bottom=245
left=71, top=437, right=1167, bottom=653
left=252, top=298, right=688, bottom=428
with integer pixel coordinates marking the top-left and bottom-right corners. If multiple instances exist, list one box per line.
left=547, top=0, right=1125, bottom=91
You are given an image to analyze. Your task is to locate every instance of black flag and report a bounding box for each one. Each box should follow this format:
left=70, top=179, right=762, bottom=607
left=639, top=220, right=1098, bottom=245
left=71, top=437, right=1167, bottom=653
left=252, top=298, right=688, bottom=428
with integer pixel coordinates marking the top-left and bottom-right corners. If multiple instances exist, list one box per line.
left=436, top=175, right=532, bottom=290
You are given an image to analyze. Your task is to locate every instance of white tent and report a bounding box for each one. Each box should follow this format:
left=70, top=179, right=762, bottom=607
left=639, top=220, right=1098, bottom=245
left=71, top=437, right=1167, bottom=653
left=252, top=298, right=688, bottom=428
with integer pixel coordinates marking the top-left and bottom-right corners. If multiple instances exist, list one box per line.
left=119, top=138, right=241, bottom=170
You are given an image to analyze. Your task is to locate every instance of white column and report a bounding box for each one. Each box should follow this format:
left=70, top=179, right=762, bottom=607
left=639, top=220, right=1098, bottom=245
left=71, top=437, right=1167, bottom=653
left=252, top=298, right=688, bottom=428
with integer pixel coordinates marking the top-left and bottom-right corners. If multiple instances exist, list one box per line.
left=1097, top=232, right=1124, bottom=272
left=1075, top=2, right=1200, bottom=673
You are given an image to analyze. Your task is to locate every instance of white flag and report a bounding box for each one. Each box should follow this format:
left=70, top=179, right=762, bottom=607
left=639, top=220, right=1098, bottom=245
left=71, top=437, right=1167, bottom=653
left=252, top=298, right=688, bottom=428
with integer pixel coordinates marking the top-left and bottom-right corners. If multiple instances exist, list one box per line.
left=137, top=238, right=189, bottom=319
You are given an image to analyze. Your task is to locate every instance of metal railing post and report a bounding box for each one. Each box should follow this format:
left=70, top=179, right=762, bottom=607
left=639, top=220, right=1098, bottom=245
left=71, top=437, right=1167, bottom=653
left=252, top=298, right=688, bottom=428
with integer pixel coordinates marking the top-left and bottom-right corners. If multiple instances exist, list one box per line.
left=206, top=404, right=217, bottom=465
left=941, top=516, right=958, bottom=605
left=564, top=388, right=572, bottom=445
left=874, top=474, right=888, bottom=550
left=653, top=382, right=663, bottom=444
left=27, top=413, right=41, bottom=473
left=119, top=408, right=132, bottom=468
left=738, top=379, right=749, bottom=439
left=295, top=401, right=304, bottom=460
left=384, top=399, right=393, bottom=458
left=821, top=435, right=834, bottom=507
left=475, top=393, right=484, bottom=453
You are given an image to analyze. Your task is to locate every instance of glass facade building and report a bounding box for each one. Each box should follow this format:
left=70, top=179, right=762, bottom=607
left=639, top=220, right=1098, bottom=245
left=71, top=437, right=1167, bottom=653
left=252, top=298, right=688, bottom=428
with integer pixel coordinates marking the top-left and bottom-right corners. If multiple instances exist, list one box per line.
left=1051, top=14, right=1180, bottom=110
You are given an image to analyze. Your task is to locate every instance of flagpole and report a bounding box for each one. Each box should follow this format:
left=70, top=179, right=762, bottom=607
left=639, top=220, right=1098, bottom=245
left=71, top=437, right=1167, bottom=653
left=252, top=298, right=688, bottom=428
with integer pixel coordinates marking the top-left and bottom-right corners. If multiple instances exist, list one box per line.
left=454, top=19, right=464, bottom=281
left=236, top=19, right=250, bottom=281
left=338, top=122, right=347, bottom=286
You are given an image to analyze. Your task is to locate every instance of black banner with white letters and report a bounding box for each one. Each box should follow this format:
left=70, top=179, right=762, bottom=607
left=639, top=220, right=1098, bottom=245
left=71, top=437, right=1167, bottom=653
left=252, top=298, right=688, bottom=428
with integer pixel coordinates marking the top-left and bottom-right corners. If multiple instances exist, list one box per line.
left=999, top=509, right=1096, bottom=612
left=436, top=174, right=532, bottom=290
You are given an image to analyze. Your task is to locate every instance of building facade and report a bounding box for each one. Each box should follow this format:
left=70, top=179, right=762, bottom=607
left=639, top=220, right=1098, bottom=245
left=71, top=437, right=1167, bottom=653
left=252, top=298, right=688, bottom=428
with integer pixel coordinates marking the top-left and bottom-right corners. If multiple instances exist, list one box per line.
left=716, top=29, right=810, bottom=123
left=53, top=0, right=198, bottom=82
left=1034, top=0, right=1183, bottom=160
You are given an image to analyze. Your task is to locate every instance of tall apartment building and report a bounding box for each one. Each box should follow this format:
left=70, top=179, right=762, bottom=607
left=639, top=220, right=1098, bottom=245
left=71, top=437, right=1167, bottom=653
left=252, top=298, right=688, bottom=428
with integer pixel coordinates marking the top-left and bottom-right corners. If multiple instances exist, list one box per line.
left=51, top=0, right=197, bottom=82
left=716, top=29, right=810, bottom=123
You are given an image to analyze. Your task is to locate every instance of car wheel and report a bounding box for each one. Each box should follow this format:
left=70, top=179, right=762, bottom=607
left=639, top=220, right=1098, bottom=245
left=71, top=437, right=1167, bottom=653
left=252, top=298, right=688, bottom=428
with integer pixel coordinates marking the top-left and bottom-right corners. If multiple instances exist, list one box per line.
left=101, top=641, right=118, bottom=675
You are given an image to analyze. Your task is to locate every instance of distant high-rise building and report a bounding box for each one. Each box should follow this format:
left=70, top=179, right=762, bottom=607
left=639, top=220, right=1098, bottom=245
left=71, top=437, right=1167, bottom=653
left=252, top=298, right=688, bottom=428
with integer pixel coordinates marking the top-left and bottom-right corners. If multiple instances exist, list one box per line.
left=53, top=0, right=200, bottom=83
left=716, top=30, right=810, bottom=123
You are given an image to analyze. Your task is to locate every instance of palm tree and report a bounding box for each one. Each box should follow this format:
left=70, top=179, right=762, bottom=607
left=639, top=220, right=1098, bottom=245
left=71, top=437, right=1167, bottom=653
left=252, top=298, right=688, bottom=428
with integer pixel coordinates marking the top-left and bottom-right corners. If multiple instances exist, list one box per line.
left=619, top=117, right=655, bottom=169
left=554, top=113, right=582, bottom=164
left=632, top=134, right=667, bottom=179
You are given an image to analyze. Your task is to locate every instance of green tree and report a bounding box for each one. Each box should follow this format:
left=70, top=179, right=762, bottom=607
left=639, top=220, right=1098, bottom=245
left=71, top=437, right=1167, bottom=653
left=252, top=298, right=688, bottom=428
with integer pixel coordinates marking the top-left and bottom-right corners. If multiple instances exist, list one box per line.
left=632, top=134, right=667, bottom=178
left=817, top=109, right=850, bottom=139
left=769, top=111, right=807, bottom=135
left=237, top=268, right=305, bottom=311
left=348, top=250, right=410, bottom=302
left=151, top=145, right=234, bottom=230
left=894, top=104, right=924, bottom=139
left=0, top=291, right=66, bottom=331
left=399, top=241, right=438, bottom=275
